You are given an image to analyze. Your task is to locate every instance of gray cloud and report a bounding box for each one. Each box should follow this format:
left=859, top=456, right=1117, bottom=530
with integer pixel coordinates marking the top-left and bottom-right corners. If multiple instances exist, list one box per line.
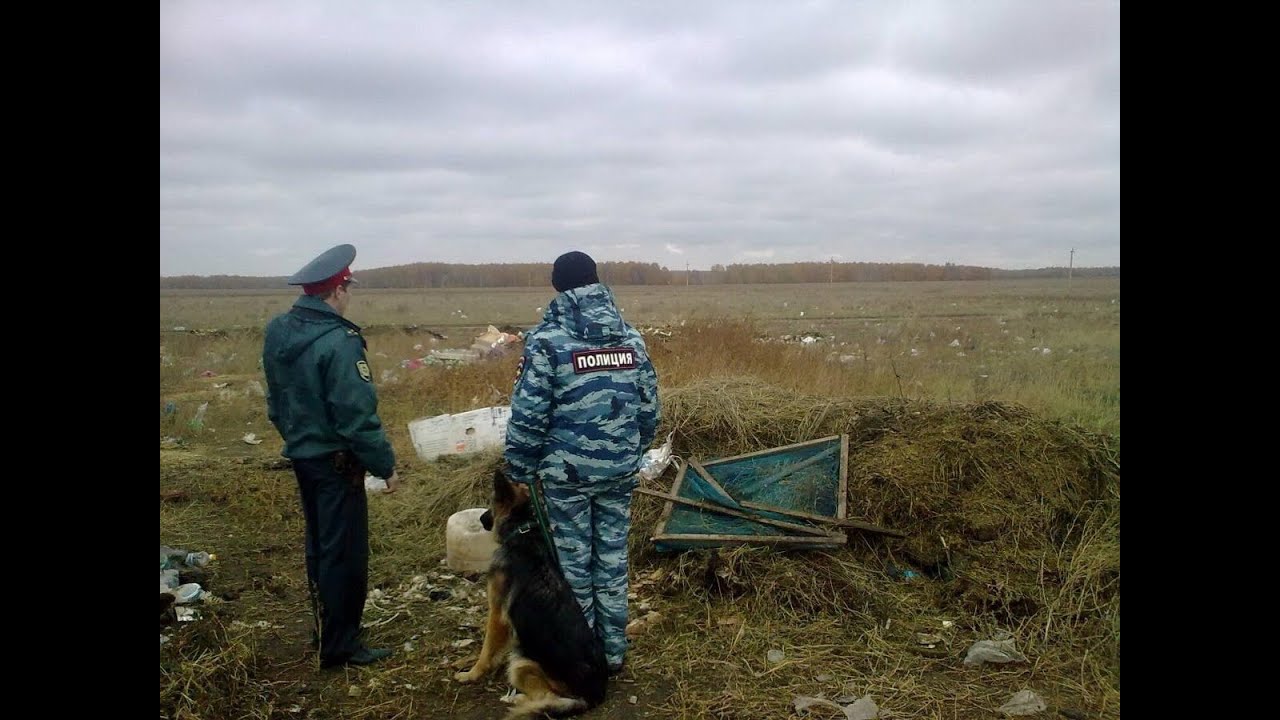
left=161, top=0, right=1119, bottom=275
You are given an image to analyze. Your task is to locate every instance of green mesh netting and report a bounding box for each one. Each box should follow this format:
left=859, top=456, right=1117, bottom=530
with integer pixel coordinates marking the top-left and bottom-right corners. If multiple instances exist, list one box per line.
left=655, top=438, right=842, bottom=551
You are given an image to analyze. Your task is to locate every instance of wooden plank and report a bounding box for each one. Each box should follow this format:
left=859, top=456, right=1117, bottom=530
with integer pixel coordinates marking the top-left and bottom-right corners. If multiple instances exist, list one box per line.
left=650, top=460, right=687, bottom=539
left=838, top=433, right=849, bottom=521
left=718, top=498, right=906, bottom=539
left=650, top=533, right=846, bottom=546
left=635, top=488, right=835, bottom=537
left=701, top=435, right=841, bottom=467
left=687, top=459, right=738, bottom=503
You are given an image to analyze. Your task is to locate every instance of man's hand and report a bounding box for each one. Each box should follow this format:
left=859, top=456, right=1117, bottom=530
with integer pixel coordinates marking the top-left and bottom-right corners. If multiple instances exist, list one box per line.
left=383, top=471, right=400, bottom=494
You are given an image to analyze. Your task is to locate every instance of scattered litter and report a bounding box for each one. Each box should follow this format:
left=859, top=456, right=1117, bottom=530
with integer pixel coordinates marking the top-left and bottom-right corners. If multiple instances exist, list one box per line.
left=160, top=569, right=180, bottom=591
left=999, top=690, right=1047, bottom=716
left=950, top=339, right=961, bottom=347
left=424, top=349, right=479, bottom=365
left=628, top=695, right=638, bottom=705
left=176, top=607, right=199, bottom=622
left=471, top=325, right=522, bottom=358
left=213, top=382, right=229, bottom=389
left=916, top=633, right=944, bottom=647
left=887, top=565, right=919, bottom=581
left=173, top=583, right=205, bottom=604
left=794, top=695, right=878, bottom=720
left=364, top=474, right=389, bottom=492
left=941, top=620, right=955, bottom=628
left=451, top=639, right=475, bottom=649
left=845, top=697, right=879, bottom=720
left=189, top=402, right=209, bottom=431
left=766, top=649, right=785, bottom=664
left=816, top=674, right=832, bottom=682
left=964, top=637, right=1029, bottom=666
left=626, top=611, right=662, bottom=638
left=242, top=433, right=263, bottom=445
left=347, top=686, right=363, bottom=698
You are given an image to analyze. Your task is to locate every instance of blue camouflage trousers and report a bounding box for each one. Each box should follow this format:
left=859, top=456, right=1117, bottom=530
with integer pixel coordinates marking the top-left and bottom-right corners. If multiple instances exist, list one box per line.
left=542, top=479, right=633, bottom=668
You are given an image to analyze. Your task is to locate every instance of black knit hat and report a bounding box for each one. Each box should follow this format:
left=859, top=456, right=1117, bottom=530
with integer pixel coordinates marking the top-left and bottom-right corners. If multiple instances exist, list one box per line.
left=551, top=251, right=600, bottom=292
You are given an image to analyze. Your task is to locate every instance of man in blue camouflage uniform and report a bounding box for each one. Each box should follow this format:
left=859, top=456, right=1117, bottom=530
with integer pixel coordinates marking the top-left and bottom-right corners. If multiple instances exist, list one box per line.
left=505, top=251, right=660, bottom=674
left=263, top=244, right=398, bottom=669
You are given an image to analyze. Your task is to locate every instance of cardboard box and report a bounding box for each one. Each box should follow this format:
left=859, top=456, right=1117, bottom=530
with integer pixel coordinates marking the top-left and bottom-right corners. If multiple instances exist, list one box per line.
left=409, top=406, right=511, bottom=461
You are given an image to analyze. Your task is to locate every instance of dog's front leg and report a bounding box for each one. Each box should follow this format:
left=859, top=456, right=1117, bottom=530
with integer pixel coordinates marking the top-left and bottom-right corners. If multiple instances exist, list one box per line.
left=455, top=572, right=510, bottom=683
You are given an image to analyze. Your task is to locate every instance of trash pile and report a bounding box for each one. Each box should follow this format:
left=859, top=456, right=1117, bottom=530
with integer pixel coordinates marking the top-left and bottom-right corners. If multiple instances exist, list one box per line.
left=401, top=326, right=523, bottom=369
left=160, top=545, right=216, bottom=640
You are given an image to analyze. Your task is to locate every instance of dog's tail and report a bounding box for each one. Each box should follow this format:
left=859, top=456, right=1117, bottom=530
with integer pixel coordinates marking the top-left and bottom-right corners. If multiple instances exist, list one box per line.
left=503, top=695, right=590, bottom=719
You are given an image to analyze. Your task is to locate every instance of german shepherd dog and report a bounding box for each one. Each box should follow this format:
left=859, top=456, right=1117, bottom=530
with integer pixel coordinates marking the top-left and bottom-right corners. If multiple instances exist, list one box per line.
left=454, top=468, right=608, bottom=718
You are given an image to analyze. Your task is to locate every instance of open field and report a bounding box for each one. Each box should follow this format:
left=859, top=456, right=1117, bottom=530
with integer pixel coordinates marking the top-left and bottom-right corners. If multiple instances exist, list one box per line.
left=160, top=278, right=1119, bottom=719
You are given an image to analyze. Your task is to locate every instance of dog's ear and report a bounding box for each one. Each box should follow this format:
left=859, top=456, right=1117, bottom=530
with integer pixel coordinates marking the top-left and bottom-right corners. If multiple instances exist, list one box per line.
left=493, top=467, right=514, bottom=505
left=480, top=508, right=494, bottom=531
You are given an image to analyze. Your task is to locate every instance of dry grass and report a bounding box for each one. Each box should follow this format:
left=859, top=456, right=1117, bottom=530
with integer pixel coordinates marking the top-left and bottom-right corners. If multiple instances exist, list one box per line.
left=160, top=285, right=1119, bottom=719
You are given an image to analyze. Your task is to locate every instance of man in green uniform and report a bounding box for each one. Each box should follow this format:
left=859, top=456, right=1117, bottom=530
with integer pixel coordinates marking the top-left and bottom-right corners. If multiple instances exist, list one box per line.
left=262, top=243, right=398, bottom=669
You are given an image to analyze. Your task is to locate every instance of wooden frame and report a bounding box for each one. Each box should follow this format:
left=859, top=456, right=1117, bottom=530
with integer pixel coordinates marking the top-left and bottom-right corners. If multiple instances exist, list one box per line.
left=650, top=435, right=849, bottom=549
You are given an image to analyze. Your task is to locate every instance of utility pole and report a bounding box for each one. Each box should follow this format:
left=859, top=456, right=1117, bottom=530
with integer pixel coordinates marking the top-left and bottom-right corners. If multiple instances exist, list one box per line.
left=829, top=256, right=834, bottom=284
left=1068, top=248, right=1075, bottom=293
left=686, top=262, right=690, bottom=287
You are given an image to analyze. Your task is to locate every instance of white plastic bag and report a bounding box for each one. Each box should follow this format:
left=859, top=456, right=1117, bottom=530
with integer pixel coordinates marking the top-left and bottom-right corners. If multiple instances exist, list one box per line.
left=638, top=431, right=675, bottom=481
left=963, top=637, right=1028, bottom=666
left=999, top=690, right=1046, bottom=716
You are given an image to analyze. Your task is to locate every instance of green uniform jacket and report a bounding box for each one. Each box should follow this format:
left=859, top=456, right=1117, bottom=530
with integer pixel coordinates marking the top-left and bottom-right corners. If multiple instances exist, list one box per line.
left=262, top=295, right=396, bottom=478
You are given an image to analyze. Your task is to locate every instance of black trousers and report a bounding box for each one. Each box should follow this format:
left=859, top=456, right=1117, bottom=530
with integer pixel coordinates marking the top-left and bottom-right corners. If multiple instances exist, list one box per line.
left=293, top=454, right=369, bottom=666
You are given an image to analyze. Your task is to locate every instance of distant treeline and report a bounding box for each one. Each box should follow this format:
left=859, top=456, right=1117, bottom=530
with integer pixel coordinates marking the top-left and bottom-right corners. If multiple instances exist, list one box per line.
left=161, top=261, right=1119, bottom=290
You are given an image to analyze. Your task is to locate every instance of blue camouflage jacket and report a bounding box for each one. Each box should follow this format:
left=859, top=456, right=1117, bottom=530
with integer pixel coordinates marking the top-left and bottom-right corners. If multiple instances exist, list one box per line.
left=505, top=283, right=660, bottom=489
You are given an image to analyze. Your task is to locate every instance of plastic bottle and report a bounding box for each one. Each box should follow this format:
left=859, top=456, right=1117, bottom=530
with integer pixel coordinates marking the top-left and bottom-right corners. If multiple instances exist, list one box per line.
left=185, top=551, right=213, bottom=567
left=189, top=402, right=209, bottom=431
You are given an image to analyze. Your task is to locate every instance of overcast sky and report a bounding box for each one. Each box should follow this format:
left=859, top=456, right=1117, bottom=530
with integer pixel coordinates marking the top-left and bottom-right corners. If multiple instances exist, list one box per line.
left=160, top=0, right=1119, bottom=277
